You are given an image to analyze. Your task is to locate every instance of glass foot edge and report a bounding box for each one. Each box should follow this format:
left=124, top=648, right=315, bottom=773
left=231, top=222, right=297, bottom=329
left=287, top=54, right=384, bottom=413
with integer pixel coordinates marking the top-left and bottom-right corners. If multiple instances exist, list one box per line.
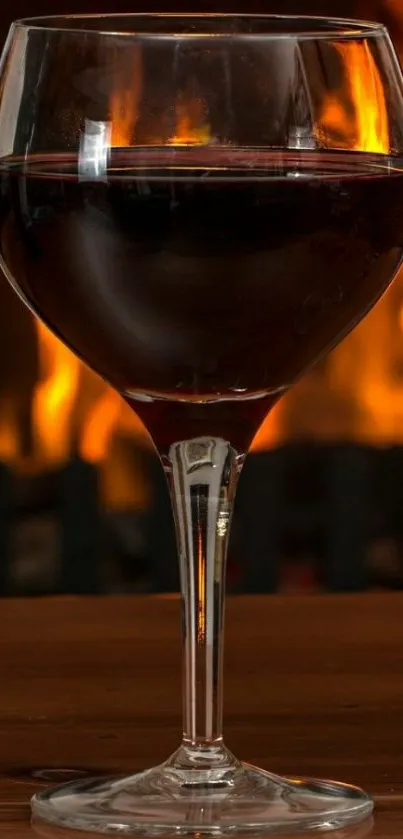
left=31, top=764, right=374, bottom=836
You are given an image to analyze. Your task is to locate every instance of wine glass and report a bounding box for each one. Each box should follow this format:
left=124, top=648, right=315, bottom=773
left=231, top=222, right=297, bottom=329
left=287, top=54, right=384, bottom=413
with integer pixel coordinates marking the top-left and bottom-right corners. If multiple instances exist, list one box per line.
left=0, top=13, right=403, bottom=835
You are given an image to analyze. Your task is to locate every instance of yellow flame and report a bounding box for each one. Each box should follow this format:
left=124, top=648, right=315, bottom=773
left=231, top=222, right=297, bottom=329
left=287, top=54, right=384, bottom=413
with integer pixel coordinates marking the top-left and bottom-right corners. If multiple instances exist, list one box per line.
left=31, top=326, right=149, bottom=507
left=32, top=322, right=81, bottom=466
left=316, top=41, right=389, bottom=153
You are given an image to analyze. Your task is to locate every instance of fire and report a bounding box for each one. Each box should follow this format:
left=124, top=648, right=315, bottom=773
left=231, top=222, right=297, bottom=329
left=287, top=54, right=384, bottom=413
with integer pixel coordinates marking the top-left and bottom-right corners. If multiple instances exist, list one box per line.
left=316, top=41, right=389, bottom=153
left=251, top=403, right=286, bottom=451
left=2, top=30, right=402, bottom=508
left=0, top=398, right=20, bottom=464
left=169, top=90, right=211, bottom=146
left=78, top=383, right=148, bottom=509
left=80, top=389, right=122, bottom=465
left=31, top=320, right=149, bottom=506
left=254, top=40, right=392, bottom=450
left=32, top=322, right=81, bottom=466
left=109, top=45, right=143, bottom=147
left=31, top=323, right=80, bottom=465
left=110, top=89, right=137, bottom=148
left=79, top=376, right=150, bottom=509
left=314, top=37, right=403, bottom=444
left=23, top=51, right=149, bottom=497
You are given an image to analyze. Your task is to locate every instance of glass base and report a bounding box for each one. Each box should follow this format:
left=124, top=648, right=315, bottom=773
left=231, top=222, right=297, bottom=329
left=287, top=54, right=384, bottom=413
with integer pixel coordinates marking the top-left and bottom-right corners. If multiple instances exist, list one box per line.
left=31, top=749, right=373, bottom=835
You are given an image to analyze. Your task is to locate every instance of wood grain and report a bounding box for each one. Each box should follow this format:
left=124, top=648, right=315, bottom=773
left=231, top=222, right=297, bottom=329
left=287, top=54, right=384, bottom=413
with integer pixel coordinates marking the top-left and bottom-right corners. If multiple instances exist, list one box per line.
left=0, top=594, right=402, bottom=836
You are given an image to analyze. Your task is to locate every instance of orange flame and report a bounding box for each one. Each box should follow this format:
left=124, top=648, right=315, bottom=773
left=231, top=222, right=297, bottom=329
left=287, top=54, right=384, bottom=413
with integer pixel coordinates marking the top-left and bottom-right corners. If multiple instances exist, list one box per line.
left=0, top=398, right=20, bottom=465
left=315, top=39, right=403, bottom=445
left=110, top=89, right=137, bottom=148
left=77, top=375, right=149, bottom=508
left=169, top=90, right=211, bottom=146
left=109, top=46, right=143, bottom=148
left=316, top=41, right=389, bottom=153
left=46, top=44, right=149, bottom=506
left=11, top=37, right=401, bottom=493
left=80, top=389, right=122, bottom=465
left=255, top=38, right=394, bottom=449
left=327, top=288, right=403, bottom=444
left=32, top=321, right=81, bottom=466
left=100, top=436, right=151, bottom=511
left=252, top=404, right=286, bottom=451
left=78, top=383, right=149, bottom=509
left=32, top=322, right=149, bottom=506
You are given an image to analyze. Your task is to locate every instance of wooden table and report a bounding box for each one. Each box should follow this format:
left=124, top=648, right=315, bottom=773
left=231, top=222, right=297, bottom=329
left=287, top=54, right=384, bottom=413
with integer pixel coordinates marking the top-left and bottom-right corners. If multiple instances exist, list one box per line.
left=0, top=594, right=402, bottom=837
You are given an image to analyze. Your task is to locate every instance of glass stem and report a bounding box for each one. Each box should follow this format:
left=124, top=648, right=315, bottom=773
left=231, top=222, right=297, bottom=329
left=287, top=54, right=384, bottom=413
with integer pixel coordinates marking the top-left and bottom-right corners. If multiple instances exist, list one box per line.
left=167, top=437, right=239, bottom=750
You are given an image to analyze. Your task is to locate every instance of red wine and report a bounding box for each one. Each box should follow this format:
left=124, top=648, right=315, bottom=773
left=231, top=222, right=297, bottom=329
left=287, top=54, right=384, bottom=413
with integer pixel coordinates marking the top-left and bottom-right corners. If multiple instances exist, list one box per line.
left=1, top=148, right=403, bottom=451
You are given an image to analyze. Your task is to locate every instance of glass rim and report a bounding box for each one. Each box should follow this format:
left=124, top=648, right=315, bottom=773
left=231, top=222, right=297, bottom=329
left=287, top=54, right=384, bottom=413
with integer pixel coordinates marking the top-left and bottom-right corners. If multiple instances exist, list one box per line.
left=11, top=13, right=388, bottom=40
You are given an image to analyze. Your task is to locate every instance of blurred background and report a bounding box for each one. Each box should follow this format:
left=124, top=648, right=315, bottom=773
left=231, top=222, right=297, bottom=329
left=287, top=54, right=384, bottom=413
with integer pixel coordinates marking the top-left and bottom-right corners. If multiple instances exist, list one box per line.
left=0, top=0, right=402, bottom=597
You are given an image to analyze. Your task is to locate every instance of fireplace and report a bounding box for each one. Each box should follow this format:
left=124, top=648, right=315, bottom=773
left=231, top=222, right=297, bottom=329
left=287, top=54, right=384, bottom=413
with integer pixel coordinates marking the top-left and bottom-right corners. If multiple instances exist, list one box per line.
left=0, top=0, right=403, bottom=595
